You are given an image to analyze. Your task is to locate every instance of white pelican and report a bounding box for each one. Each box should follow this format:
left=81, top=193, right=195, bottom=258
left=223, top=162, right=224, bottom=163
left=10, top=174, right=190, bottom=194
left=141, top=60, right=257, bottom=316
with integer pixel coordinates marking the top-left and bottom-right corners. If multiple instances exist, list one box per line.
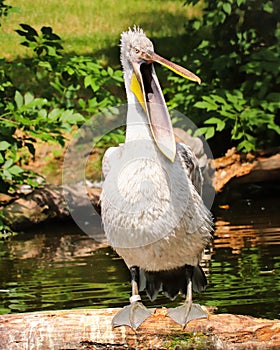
left=100, top=27, right=213, bottom=329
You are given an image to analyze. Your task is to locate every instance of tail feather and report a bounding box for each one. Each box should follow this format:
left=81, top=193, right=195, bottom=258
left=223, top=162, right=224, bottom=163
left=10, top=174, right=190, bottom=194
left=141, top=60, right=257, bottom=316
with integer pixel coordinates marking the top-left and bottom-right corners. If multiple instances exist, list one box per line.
left=139, top=265, right=207, bottom=301
left=192, top=265, right=207, bottom=292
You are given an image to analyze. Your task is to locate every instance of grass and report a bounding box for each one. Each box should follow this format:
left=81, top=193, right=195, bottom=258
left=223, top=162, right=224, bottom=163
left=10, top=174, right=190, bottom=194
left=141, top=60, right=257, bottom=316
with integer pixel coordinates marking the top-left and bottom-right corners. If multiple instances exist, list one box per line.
left=0, top=0, right=202, bottom=62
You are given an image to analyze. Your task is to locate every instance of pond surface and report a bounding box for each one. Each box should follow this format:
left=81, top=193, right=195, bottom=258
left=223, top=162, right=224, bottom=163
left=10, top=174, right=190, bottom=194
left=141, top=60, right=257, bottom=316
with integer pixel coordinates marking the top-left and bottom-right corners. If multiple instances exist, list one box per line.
left=0, top=183, right=279, bottom=320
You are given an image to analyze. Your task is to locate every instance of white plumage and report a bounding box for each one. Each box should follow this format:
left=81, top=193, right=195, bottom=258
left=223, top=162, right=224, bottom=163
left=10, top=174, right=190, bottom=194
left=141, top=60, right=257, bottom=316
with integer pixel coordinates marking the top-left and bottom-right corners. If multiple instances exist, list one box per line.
left=101, top=142, right=211, bottom=269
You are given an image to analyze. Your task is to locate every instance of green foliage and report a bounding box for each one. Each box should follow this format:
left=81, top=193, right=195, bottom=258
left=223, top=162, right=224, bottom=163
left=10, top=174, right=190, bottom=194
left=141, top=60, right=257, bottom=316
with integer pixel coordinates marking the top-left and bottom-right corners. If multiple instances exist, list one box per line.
left=0, top=23, right=123, bottom=194
left=16, top=24, right=63, bottom=57
left=0, top=0, right=19, bottom=25
left=167, top=0, right=280, bottom=152
left=95, top=129, right=125, bottom=151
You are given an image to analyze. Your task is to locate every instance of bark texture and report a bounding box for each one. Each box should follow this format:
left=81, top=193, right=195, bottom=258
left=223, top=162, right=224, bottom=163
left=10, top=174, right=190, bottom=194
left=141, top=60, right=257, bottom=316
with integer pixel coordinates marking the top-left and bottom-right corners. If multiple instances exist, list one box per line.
left=0, top=308, right=279, bottom=349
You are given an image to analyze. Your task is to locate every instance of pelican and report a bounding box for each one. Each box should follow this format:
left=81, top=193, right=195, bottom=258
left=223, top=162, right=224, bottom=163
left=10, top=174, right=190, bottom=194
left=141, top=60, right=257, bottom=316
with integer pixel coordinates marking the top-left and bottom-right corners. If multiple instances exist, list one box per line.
left=100, top=26, right=213, bottom=329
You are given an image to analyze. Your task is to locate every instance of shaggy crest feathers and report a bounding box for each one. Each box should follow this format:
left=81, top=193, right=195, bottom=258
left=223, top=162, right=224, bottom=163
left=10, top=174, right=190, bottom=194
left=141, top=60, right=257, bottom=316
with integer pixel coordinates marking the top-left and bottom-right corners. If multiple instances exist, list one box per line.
left=120, top=26, right=154, bottom=71
left=120, top=25, right=146, bottom=46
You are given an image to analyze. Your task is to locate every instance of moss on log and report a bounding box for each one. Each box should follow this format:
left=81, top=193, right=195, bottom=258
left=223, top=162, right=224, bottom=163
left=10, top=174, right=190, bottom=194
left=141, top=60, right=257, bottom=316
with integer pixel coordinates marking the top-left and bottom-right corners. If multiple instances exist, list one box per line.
left=0, top=308, right=280, bottom=349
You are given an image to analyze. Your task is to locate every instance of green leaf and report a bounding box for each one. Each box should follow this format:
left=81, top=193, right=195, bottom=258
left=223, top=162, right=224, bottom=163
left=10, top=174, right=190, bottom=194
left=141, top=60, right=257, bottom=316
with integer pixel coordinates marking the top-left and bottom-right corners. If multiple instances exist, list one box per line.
left=194, top=126, right=215, bottom=139
left=107, top=67, right=113, bottom=76
left=60, top=110, right=85, bottom=124
left=15, top=91, right=23, bottom=108
left=3, top=169, right=12, bottom=181
left=237, top=140, right=255, bottom=152
left=84, top=75, right=100, bottom=92
left=3, top=159, right=13, bottom=169
left=84, top=75, right=92, bottom=88
left=38, top=109, right=47, bottom=118
left=48, top=108, right=62, bottom=121
left=211, top=94, right=226, bottom=104
left=38, top=61, right=52, bottom=71
left=232, top=131, right=243, bottom=140
left=8, top=165, right=23, bottom=176
left=263, top=3, right=273, bottom=13
left=219, top=108, right=236, bottom=119
left=112, top=70, right=123, bottom=83
left=205, top=126, right=215, bottom=139
left=204, top=117, right=226, bottom=131
left=194, top=127, right=208, bottom=137
left=66, top=66, right=75, bottom=75
left=192, top=20, right=202, bottom=31
left=0, top=141, right=10, bottom=151
left=24, top=92, right=34, bottom=105
left=194, top=100, right=218, bottom=111
left=237, top=0, right=245, bottom=6
left=194, top=101, right=207, bottom=109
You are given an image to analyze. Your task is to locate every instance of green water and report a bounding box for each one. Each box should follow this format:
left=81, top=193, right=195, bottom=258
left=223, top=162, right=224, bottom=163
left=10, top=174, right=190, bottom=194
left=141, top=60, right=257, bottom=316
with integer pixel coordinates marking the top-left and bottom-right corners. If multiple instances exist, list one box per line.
left=0, top=183, right=279, bottom=319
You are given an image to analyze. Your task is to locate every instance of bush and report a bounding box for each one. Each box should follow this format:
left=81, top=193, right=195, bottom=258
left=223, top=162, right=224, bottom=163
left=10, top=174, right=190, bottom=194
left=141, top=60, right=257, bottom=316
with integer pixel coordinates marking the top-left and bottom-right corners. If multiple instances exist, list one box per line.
left=166, top=0, right=280, bottom=152
left=0, top=23, right=123, bottom=194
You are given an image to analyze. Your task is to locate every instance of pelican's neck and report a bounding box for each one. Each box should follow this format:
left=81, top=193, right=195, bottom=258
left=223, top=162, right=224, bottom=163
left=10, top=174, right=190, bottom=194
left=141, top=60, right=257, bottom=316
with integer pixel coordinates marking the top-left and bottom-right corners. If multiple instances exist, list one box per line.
left=124, top=68, right=152, bottom=143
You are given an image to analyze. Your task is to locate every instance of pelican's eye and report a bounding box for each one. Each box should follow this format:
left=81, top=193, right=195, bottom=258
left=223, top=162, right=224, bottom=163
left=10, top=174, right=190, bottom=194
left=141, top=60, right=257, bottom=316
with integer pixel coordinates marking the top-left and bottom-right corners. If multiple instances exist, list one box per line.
left=134, top=47, right=140, bottom=54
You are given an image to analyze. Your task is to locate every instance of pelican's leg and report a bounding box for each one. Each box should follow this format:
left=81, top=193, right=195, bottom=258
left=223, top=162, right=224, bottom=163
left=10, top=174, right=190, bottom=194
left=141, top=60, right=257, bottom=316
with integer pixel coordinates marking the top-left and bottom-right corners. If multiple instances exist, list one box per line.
left=167, top=278, right=207, bottom=327
left=112, top=266, right=155, bottom=329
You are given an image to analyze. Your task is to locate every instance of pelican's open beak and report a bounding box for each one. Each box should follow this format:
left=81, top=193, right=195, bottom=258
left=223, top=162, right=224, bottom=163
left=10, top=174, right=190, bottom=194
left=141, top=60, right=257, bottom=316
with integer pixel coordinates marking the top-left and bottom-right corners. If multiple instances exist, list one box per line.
left=130, top=50, right=200, bottom=162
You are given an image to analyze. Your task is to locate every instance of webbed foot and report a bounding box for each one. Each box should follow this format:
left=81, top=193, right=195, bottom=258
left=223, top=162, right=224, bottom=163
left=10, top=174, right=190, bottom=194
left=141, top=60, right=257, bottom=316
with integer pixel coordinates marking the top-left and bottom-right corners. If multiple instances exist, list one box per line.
left=113, top=296, right=155, bottom=329
left=167, top=302, right=207, bottom=326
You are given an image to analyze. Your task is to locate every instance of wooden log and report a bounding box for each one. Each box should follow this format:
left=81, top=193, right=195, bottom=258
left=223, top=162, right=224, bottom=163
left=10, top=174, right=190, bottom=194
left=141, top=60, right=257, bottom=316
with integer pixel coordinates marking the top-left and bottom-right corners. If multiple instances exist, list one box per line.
left=0, top=185, right=101, bottom=230
left=213, top=148, right=280, bottom=192
left=233, top=153, right=280, bottom=185
left=0, top=308, right=279, bottom=349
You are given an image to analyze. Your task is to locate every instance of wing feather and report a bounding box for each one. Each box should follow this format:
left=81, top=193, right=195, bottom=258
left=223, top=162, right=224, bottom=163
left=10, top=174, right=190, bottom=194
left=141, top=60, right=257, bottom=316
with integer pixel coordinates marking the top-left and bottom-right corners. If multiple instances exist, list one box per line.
left=177, top=142, right=203, bottom=195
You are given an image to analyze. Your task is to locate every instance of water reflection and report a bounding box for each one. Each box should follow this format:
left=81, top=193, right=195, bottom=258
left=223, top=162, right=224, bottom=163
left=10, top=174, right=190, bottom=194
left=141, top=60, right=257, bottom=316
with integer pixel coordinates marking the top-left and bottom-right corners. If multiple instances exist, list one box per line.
left=0, top=224, right=129, bottom=314
left=208, top=184, right=280, bottom=319
left=0, top=184, right=279, bottom=319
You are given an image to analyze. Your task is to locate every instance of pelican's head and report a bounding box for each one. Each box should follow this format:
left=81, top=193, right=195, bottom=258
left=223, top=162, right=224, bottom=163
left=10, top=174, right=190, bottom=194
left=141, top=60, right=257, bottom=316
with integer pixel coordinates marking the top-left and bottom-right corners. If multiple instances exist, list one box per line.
left=120, top=26, right=201, bottom=162
left=120, top=27, right=154, bottom=70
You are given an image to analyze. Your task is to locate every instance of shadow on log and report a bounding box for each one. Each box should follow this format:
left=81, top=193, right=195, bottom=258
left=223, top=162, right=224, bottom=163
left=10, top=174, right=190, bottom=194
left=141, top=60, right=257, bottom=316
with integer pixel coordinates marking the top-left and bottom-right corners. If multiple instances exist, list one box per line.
left=0, top=308, right=280, bottom=349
